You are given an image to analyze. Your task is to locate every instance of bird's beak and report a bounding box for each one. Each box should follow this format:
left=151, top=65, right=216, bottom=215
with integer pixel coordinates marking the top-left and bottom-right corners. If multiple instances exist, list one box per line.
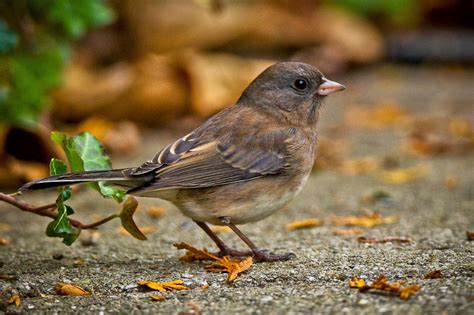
left=317, top=77, right=346, bottom=96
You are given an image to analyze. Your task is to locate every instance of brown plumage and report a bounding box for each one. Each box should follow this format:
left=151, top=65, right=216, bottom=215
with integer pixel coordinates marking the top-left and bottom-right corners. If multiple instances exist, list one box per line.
left=21, top=62, right=345, bottom=262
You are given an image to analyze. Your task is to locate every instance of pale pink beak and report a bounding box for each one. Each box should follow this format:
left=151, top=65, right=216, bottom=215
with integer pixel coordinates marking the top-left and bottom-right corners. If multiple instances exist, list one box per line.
left=317, top=77, right=346, bottom=96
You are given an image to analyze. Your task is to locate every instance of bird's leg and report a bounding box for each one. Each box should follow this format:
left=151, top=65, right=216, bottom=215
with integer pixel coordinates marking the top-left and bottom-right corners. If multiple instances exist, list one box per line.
left=193, top=220, right=253, bottom=257
left=219, top=217, right=296, bottom=263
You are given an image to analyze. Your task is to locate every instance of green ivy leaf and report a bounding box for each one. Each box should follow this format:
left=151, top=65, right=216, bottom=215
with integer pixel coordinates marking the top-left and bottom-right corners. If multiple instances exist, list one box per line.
left=46, top=157, right=79, bottom=245
left=51, top=131, right=125, bottom=202
left=49, top=158, right=67, bottom=176
left=119, top=196, right=147, bottom=240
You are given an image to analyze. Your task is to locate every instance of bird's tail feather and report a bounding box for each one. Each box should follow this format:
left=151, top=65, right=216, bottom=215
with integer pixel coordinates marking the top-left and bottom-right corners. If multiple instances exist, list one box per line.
left=20, top=169, right=153, bottom=191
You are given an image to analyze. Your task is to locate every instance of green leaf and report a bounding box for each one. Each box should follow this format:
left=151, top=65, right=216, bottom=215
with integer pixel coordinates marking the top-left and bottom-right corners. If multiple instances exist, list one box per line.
left=50, top=131, right=125, bottom=202
left=49, top=158, right=67, bottom=176
left=46, top=191, right=79, bottom=245
left=119, top=196, right=147, bottom=240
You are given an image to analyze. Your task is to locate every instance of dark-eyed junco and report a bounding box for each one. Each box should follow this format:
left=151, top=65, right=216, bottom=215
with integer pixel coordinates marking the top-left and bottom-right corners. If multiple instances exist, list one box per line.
left=21, top=62, right=345, bottom=262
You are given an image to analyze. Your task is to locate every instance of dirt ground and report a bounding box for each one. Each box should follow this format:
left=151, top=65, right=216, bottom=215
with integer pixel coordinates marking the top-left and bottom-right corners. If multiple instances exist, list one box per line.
left=1, top=64, right=473, bottom=314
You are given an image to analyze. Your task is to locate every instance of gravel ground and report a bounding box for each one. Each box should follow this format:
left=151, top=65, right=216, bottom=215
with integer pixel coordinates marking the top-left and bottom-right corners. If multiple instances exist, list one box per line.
left=1, top=64, right=473, bottom=314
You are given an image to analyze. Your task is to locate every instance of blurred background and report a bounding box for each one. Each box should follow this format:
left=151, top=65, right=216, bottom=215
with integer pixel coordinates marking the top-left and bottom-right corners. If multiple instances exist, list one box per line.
left=0, top=0, right=473, bottom=189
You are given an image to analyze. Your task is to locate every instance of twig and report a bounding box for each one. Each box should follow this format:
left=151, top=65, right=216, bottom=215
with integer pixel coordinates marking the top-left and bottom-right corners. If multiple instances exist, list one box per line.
left=0, top=192, right=119, bottom=230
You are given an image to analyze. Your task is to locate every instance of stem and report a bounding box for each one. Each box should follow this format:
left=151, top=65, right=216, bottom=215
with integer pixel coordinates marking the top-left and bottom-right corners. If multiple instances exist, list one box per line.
left=0, top=192, right=119, bottom=230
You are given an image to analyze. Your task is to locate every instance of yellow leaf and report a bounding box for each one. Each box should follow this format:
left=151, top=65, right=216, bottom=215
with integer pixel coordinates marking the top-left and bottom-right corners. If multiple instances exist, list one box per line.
left=54, top=283, right=91, bottom=296
left=349, top=274, right=421, bottom=300
left=6, top=294, right=21, bottom=306
left=399, top=284, right=421, bottom=300
left=444, top=176, right=458, bottom=189
left=349, top=278, right=367, bottom=289
left=328, top=212, right=399, bottom=228
left=0, top=238, right=10, bottom=245
left=138, top=280, right=189, bottom=292
left=331, top=228, right=364, bottom=236
left=286, top=218, right=322, bottom=230
left=149, top=294, right=166, bottom=301
left=338, top=157, right=380, bottom=175
left=119, top=196, right=147, bottom=240
left=205, top=256, right=253, bottom=283
left=174, top=242, right=253, bottom=283
left=377, top=164, right=429, bottom=184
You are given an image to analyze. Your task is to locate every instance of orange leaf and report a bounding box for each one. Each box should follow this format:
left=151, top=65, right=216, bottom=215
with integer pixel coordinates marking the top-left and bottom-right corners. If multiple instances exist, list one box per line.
left=425, top=270, right=443, bottom=279
left=0, top=238, right=10, bottom=245
left=205, top=256, right=253, bottom=283
left=331, top=228, right=364, bottom=236
left=174, top=242, right=253, bottom=282
left=54, top=283, right=91, bottom=296
left=357, top=236, right=412, bottom=244
left=467, top=231, right=474, bottom=241
left=338, top=157, right=380, bottom=175
left=286, top=218, right=322, bottom=230
left=149, top=294, right=166, bottom=301
left=174, top=242, right=220, bottom=262
left=6, top=294, right=21, bottom=306
left=349, top=274, right=421, bottom=300
left=349, top=278, right=368, bottom=289
left=138, top=280, right=189, bottom=292
left=328, top=211, right=399, bottom=228
left=377, top=164, right=429, bottom=184
left=399, top=284, right=422, bottom=300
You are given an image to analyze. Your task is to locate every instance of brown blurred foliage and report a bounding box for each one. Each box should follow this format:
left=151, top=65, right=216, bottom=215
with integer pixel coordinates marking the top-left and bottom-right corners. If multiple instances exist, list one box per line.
left=52, top=0, right=383, bottom=123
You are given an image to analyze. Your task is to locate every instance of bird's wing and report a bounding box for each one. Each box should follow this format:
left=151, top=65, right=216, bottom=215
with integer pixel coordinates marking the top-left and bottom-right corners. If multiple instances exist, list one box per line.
left=127, top=128, right=294, bottom=193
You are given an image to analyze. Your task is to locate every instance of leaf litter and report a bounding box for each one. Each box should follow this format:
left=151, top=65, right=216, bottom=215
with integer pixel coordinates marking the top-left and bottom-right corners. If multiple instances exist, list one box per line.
left=349, top=274, right=421, bottom=300
left=174, top=242, right=253, bottom=283
left=54, top=283, right=92, bottom=296
left=138, top=280, right=189, bottom=292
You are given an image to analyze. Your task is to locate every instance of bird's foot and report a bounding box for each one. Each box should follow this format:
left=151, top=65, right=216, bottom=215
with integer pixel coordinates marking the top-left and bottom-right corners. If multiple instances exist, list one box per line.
left=214, top=245, right=253, bottom=258
left=252, top=249, right=296, bottom=263
left=216, top=246, right=296, bottom=262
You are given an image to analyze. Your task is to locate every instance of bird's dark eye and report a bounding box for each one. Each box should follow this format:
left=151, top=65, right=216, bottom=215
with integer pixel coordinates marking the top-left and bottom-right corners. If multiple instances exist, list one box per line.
left=294, top=79, right=307, bottom=90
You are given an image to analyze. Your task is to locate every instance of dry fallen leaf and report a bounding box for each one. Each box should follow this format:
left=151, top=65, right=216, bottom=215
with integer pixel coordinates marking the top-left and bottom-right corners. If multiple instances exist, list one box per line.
left=425, top=270, right=443, bottom=279
left=138, top=280, right=189, bottom=292
left=345, top=104, right=410, bottom=129
left=338, top=157, right=380, bottom=175
left=206, top=256, right=253, bottom=283
left=147, top=206, right=167, bottom=218
left=349, top=277, right=368, bottom=289
left=332, top=228, right=364, bottom=236
left=0, top=223, right=12, bottom=232
left=0, top=274, right=17, bottom=281
left=466, top=231, right=474, bottom=241
left=174, top=242, right=253, bottom=282
left=149, top=294, right=166, bottom=301
left=350, top=274, right=421, bottom=300
left=54, top=283, right=91, bottom=296
left=357, top=236, right=413, bottom=244
left=286, top=218, right=323, bottom=230
left=328, top=211, right=399, bottom=228
left=377, top=164, right=429, bottom=184
left=6, top=294, right=21, bottom=306
left=174, top=242, right=219, bottom=262
left=444, top=176, right=459, bottom=189
left=406, top=117, right=474, bottom=156
left=0, top=238, right=10, bottom=245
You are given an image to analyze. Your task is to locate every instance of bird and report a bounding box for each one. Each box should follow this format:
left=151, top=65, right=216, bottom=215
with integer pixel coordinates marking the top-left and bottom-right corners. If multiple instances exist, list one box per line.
left=21, top=62, right=345, bottom=262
